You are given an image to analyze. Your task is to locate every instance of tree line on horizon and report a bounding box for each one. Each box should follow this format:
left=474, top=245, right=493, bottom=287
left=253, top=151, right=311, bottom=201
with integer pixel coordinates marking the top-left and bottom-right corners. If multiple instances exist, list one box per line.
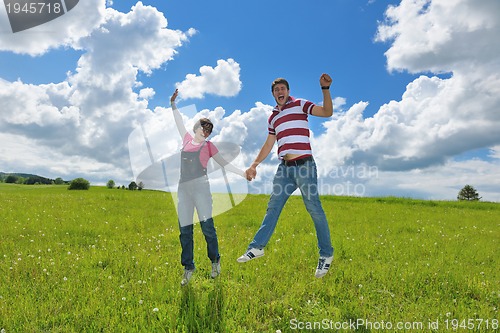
left=0, top=173, right=66, bottom=185
left=0, top=173, right=482, bottom=200
left=0, top=173, right=143, bottom=191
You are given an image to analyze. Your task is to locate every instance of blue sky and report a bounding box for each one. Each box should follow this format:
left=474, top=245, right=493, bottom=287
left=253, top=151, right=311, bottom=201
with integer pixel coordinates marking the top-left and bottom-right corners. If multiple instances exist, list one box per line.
left=1, top=0, right=499, bottom=201
left=115, top=0, right=416, bottom=117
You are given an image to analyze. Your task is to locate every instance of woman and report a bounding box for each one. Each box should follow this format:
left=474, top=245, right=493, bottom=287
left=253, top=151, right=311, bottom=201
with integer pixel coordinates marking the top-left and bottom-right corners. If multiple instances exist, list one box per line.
left=170, top=89, right=245, bottom=286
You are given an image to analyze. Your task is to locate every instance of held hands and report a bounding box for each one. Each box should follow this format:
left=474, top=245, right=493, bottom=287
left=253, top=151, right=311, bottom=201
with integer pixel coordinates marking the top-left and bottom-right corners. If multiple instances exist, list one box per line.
left=245, top=167, right=257, bottom=181
left=320, top=73, right=332, bottom=88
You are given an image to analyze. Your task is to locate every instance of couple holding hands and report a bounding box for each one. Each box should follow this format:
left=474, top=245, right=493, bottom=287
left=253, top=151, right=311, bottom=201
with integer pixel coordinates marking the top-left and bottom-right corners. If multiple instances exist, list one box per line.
left=169, top=74, right=335, bottom=286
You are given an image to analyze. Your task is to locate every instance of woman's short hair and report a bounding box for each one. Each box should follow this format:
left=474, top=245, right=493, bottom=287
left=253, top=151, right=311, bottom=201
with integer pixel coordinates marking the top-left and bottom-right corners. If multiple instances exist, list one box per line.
left=193, top=118, right=213, bottom=134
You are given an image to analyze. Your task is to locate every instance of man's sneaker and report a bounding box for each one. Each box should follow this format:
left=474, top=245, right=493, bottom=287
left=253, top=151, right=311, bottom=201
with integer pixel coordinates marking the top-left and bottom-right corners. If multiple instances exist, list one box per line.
left=237, top=248, right=264, bottom=263
left=211, top=261, right=221, bottom=278
left=181, top=268, right=195, bottom=286
left=315, top=256, right=333, bottom=278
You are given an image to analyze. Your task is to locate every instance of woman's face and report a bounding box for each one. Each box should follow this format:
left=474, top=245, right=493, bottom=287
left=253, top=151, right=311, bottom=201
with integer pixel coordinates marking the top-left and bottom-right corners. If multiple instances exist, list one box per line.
left=194, top=124, right=212, bottom=141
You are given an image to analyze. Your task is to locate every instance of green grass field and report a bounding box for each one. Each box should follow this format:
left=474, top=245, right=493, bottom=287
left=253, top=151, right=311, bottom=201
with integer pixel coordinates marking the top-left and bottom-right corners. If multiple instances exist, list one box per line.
left=0, top=183, right=498, bottom=332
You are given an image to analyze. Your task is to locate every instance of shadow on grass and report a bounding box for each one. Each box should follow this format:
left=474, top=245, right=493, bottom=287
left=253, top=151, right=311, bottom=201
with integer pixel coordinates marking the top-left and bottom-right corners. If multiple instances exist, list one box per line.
left=177, top=280, right=225, bottom=332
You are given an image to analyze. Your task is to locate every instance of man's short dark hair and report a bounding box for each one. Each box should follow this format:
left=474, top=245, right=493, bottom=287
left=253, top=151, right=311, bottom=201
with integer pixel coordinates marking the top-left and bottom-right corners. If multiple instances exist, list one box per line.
left=271, top=78, right=289, bottom=92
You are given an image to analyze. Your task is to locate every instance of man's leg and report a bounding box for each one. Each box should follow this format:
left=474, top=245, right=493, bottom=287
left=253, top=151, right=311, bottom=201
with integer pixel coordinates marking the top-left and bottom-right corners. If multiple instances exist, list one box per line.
left=296, top=159, right=333, bottom=258
left=248, top=163, right=295, bottom=250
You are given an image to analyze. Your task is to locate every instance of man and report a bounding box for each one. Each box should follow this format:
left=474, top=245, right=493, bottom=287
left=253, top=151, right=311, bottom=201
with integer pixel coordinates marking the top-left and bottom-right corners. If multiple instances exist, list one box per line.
left=237, top=74, right=334, bottom=278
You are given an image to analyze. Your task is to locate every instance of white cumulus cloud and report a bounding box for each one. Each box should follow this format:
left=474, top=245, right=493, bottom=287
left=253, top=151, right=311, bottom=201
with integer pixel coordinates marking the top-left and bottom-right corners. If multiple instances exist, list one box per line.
left=0, top=2, right=194, bottom=183
left=310, top=0, right=500, bottom=174
left=175, top=58, right=242, bottom=99
left=0, top=0, right=105, bottom=55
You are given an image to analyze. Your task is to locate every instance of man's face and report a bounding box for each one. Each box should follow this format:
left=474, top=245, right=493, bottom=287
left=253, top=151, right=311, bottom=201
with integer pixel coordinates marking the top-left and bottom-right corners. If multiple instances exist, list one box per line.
left=272, top=83, right=289, bottom=107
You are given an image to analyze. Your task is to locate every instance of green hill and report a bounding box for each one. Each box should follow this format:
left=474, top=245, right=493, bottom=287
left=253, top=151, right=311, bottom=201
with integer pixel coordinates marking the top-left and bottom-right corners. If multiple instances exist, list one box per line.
left=0, top=172, right=63, bottom=185
left=0, top=184, right=498, bottom=332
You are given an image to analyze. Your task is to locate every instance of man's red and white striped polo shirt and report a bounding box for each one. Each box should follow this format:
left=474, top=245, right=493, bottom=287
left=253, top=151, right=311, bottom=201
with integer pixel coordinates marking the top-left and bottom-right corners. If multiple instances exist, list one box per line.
left=268, top=96, right=315, bottom=159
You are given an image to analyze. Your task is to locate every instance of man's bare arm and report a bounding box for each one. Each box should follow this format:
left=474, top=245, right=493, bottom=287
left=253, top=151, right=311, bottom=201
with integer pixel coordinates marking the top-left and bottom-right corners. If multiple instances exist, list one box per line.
left=311, top=73, right=333, bottom=118
left=245, top=134, right=276, bottom=181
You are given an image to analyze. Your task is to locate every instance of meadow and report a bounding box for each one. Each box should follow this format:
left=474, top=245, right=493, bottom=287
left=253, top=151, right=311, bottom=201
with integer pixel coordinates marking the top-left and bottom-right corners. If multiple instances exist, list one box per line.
left=0, top=183, right=498, bottom=332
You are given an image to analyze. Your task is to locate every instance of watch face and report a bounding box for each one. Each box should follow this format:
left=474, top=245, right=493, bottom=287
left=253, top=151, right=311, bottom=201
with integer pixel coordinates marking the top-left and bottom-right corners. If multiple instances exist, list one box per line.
left=4, top=0, right=80, bottom=33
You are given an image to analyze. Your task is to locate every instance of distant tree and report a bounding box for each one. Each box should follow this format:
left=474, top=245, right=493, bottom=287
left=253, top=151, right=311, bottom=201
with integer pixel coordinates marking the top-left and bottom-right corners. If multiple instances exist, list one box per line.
left=457, top=184, right=481, bottom=201
left=25, top=176, right=52, bottom=185
left=24, top=177, right=34, bottom=185
left=121, top=185, right=125, bottom=190
left=137, top=181, right=144, bottom=191
left=54, top=177, right=65, bottom=185
left=106, top=180, right=115, bottom=189
left=5, top=175, right=18, bottom=183
left=128, top=181, right=138, bottom=191
left=68, top=178, right=90, bottom=190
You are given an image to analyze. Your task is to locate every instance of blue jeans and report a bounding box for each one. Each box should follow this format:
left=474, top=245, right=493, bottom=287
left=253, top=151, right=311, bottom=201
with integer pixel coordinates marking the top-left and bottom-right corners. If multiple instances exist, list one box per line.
left=179, top=218, right=220, bottom=270
left=249, top=158, right=334, bottom=257
left=178, top=177, right=220, bottom=270
left=178, top=177, right=213, bottom=228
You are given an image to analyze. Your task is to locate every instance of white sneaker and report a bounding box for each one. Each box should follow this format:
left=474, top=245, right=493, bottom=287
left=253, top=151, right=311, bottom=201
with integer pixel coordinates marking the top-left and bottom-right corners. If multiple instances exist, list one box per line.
left=237, top=248, right=264, bottom=263
left=315, top=256, right=333, bottom=278
left=181, top=268, right=195, bottom=286
left=211, top=261, right=221, bottom=278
